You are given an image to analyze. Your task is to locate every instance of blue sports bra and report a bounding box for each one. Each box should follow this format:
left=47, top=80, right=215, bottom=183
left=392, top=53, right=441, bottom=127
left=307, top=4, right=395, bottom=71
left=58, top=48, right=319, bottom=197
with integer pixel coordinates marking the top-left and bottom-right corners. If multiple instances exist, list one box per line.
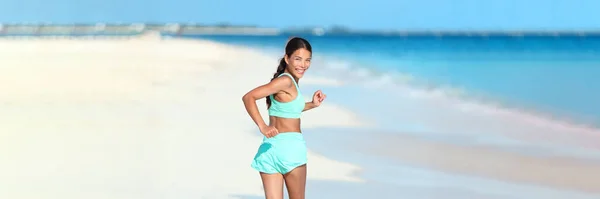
left=268, top=73, right=304, bottom=119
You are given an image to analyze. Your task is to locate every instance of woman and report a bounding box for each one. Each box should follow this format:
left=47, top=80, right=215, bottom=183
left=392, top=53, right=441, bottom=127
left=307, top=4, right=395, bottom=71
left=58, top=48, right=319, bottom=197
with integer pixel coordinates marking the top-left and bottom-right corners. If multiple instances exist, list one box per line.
left=242, top=37, right=326, bottom=199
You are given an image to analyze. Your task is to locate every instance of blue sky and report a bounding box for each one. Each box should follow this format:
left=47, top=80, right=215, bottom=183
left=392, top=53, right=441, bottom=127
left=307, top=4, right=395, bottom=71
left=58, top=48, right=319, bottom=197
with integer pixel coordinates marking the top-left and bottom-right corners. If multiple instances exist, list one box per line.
left=1, top=0, right=598, bottom=30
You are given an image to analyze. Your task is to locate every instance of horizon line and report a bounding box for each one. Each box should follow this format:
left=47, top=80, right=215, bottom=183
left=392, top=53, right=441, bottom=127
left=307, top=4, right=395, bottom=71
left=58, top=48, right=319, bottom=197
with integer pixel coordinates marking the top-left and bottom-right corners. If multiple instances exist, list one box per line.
left=1, top=22, right=600, bottom=33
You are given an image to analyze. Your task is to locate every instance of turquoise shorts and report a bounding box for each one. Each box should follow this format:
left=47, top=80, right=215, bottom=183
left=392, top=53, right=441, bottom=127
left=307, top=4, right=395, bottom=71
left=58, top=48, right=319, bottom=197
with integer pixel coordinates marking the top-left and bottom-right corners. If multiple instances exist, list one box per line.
left=251, top=132, right=307, bottom=174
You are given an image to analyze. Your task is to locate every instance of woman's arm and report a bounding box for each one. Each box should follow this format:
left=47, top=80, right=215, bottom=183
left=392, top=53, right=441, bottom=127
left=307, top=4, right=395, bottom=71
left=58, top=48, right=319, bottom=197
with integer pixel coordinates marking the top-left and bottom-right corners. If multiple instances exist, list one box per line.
left=303, top=102, right=317, bottom=112
left=242, top=77, right=293, bottom=129
left=303, top=90, right=326, bottom=112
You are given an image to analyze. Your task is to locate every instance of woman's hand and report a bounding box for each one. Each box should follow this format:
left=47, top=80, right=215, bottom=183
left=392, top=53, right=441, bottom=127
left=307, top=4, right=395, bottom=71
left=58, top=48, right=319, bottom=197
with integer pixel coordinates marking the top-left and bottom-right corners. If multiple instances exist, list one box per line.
left=260, top=126, right=279, bottom=138
left=311, top=90, right=327, bottom=107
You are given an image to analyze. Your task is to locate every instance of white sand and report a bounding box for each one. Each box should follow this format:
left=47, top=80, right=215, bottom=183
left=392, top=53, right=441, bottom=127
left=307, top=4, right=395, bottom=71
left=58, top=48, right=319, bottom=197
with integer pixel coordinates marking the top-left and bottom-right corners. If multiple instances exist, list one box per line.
left=0, top=34, right=366, bottom=199
left=364, top=132, right=600, bottom=193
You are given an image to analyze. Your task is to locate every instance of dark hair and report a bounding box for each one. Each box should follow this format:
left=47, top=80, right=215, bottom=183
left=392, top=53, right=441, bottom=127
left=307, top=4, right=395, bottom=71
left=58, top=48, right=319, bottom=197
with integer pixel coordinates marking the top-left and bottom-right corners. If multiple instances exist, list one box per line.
left=266, top=37, right=312, bottom=108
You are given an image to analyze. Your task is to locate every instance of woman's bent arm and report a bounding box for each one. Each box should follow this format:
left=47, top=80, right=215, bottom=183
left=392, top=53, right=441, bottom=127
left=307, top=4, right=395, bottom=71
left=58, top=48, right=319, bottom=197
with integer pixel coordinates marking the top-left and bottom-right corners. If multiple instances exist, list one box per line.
left=242, top=94, right=268, bottom=129
left=303, top=102, right=317, bottom=112
left=242, top=77, right=293, bottom=129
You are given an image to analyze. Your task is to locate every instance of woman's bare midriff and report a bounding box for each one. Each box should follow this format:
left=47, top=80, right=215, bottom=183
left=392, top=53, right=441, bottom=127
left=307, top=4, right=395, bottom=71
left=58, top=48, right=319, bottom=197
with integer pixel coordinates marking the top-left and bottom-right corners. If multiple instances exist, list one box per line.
left=269, top=116, right=302, bottom=133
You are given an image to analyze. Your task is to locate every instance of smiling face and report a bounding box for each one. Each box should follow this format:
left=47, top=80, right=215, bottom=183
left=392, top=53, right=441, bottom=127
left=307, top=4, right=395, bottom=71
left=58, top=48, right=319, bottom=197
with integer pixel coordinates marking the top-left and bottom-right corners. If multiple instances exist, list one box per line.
left=284, top=48, right=312, bottom=79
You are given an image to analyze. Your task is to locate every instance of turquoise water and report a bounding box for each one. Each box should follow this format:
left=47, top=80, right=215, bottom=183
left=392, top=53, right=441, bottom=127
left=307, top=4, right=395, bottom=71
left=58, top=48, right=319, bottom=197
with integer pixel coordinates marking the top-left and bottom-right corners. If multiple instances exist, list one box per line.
left=188, top=34, right=600, bottom=126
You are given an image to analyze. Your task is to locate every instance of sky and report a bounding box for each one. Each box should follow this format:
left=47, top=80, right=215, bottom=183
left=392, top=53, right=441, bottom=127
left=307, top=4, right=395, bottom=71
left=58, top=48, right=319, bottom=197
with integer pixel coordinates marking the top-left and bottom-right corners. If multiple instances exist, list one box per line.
left=1, top=0, right=598, bottom=31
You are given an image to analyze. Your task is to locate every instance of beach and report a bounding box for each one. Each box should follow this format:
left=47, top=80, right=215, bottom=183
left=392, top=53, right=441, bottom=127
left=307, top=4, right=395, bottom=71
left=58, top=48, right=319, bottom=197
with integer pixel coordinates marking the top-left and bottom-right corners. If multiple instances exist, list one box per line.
left=1, top=33, right=600, bottom=199
left=0, top=33, right=363, bottom=199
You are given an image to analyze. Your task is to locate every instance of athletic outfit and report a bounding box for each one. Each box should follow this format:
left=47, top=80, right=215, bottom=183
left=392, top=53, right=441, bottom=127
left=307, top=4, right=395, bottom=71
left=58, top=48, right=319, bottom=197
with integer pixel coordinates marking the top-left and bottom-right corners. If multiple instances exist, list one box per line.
left=251, top=73, right=307, bottom=174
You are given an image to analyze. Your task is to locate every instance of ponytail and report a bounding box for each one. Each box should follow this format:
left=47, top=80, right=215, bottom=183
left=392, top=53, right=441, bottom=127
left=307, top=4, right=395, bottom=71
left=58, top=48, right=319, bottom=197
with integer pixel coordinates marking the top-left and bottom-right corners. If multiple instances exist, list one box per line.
left=266, top=58, right=287, bottom=108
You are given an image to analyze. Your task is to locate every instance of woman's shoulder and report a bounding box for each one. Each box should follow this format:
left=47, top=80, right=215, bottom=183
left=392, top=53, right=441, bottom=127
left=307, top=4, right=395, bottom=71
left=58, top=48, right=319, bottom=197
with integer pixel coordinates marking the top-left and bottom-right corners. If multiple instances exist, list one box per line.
left=270, top=74, right=295, bottom=87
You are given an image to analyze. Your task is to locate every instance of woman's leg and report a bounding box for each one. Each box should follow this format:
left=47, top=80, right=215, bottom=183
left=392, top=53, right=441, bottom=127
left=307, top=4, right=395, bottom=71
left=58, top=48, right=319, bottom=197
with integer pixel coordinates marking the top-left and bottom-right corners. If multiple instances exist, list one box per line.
left=260, top=172, right=284, bottom=199
left=283, top=164, right=307, bottom=199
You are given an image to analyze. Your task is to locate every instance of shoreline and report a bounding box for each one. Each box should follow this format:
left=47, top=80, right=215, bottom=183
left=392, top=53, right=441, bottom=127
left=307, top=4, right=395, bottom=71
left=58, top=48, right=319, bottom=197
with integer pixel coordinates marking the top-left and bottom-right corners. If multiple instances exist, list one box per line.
left=296, top=82, right=600, bottom=150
